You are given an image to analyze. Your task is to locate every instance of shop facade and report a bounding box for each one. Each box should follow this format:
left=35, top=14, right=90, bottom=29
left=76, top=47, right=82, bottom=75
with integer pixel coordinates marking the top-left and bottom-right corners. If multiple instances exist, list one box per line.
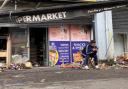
left=0, top=22, right=93, bottom=67
left=0, top=0, right=127, bottom=67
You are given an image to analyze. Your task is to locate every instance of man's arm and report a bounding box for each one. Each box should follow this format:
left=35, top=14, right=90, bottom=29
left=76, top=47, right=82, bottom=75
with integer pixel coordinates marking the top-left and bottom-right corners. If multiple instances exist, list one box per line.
left=86, top=45, right=93, bottom=55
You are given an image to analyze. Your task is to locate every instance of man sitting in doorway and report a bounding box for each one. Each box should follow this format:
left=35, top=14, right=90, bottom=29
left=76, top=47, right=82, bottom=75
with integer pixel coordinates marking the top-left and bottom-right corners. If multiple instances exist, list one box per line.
left=82, top=40, right=99, bottom=70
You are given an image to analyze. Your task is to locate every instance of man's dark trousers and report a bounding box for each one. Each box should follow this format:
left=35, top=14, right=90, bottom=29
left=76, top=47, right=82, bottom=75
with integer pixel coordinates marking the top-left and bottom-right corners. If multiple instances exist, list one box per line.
left=83, top=54, right=98, bottom=66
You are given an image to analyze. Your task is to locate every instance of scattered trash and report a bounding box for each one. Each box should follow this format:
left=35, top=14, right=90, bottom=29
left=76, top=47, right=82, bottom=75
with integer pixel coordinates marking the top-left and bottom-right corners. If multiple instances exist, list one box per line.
left=60, top=62, right=82, bottom=69
left=9, top=61, right=33, bottom=70
left=0, top=67, right=4, bottom=72
left=99, top=63, right=109, bottom=70
left=2, top=54, right=128, bottom=71
left=9, top=63, right=23, bottom=70
left=0, top=62, right=6, bottom=67
left=0, top=62, right=6, bottom=72
left=113, top=54, right=128, bottom=69
left=24, top=62, right=33, bottom=69
left=33, top=63, right=40, bottom=67
left=60, top=63, right=73, bottom=68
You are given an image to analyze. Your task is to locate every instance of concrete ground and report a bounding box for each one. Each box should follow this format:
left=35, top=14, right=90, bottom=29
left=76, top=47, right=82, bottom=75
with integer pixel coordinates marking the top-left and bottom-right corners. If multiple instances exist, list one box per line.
left=0, top=67, right=128, bottom=89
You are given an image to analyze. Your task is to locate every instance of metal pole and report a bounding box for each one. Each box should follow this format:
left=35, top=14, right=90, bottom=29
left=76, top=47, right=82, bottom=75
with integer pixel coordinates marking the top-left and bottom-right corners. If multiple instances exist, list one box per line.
left=14, top=0, right=17, bottom=10
left=27, top=27, right=30, bottom=61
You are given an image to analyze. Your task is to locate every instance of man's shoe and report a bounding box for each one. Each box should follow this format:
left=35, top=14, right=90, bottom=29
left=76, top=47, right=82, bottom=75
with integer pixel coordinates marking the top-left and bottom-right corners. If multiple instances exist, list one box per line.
left=95, top=65, right=99, bottom=69
left=82, top=66, right=89, bottom=70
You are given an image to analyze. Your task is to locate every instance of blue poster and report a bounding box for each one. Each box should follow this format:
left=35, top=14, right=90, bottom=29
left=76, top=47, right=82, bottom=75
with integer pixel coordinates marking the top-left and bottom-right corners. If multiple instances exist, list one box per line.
left=49, top=41, right=70, bottom=65
left=71, top=41, right=89, bottom=62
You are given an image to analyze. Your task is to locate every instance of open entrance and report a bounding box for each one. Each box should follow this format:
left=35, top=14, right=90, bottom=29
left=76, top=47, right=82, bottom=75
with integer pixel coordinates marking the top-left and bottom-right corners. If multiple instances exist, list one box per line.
left=30, top=28, right=48, bottom=67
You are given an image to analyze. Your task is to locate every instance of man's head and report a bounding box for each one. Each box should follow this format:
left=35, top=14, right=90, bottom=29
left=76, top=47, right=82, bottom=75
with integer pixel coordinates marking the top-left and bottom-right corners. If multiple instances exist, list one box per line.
left=90, top=40, right=96, bottom=46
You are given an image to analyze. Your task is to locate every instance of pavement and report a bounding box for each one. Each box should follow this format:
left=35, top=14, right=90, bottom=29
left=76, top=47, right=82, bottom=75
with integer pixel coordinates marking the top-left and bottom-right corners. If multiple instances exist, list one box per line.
left=0, top=67, right=128, bottom=89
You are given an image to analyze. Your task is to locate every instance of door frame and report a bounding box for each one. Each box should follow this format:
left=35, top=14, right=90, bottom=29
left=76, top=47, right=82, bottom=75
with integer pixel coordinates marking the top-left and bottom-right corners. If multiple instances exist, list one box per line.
left=7, top=34, right=11, bottom=68
left=28, top=27, right=49, bottom=66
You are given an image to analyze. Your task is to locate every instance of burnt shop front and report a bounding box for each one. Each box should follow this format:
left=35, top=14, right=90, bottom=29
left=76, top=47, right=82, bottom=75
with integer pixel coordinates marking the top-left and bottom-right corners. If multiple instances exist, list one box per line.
left=13, top=19, right=92, bottom=67
left=0, top=13, right=93, bottom=67
left=0, top=23, right=93, bottom=67
left=0, top=1, right=127, bottom=67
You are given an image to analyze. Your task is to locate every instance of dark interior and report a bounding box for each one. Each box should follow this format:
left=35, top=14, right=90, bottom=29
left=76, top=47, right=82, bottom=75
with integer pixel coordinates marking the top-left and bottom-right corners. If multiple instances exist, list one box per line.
left=30, top=28, right=47, bottom=67
left=0, top=27, right=8, bottom=50
left=0, top=27, right=8, bottom=63
left=0, top=39, right=7, bottom=50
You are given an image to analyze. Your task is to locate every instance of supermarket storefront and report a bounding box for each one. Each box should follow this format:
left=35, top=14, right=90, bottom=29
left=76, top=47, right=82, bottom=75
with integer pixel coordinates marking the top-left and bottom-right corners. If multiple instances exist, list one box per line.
left=0, top=0, right=127, bottom=67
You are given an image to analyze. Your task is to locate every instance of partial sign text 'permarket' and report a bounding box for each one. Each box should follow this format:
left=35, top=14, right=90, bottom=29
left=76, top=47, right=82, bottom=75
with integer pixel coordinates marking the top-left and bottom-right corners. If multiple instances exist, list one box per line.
left=16, top=11, right=67, bottom=23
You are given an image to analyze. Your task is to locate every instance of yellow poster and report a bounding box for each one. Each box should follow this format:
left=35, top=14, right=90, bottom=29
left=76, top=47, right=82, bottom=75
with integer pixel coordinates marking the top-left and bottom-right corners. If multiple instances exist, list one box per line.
left=49, top=50, right=59, bottom=66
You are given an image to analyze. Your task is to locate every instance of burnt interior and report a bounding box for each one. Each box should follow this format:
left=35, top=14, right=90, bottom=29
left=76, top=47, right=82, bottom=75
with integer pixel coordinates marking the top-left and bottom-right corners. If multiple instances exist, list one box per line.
left=30, top=28, right=47, bottom=66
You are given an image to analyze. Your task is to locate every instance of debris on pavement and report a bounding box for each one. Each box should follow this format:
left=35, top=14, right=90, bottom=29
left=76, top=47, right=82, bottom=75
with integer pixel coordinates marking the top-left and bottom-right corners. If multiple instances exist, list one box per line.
left=60, top=62, right=81, bottom=69
left=24, top=61, right=33, bottom=69
left=0, top=67, right=4, bottom=72
left=2, top=54, right=128, bottom=71
left=0, top=62, right=6, bottom=72
left=115, top=54, right=128, bottom=68
left=99, top=63, right=109, bottom=70
left=9, top=63, right=23, bottom=70
left=9, top=61, right=33, bottom=70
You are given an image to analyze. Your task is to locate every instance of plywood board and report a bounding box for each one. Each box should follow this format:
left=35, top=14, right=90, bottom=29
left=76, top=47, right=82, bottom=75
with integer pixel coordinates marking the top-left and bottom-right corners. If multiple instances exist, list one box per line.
left=0, top=51, right=6, bottom=57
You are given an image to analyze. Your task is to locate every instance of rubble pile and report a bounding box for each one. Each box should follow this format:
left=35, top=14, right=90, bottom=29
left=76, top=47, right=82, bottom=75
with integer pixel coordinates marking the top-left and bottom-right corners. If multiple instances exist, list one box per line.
left=9, top=63, right=23, bottom=70
left=115, top=55, right=128, bottom=68
left=9, top=61, right=33, bottom=70
left=116, top=55, right=128, bottom=65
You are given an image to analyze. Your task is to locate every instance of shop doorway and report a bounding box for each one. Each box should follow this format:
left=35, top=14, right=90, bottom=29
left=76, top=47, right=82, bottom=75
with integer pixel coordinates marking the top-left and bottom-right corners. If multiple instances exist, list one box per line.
left=30, top=28, right=48, bottom=67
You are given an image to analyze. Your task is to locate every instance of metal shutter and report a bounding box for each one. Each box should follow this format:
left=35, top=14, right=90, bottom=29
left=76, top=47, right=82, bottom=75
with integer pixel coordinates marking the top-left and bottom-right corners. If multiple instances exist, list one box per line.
left=112, top=7, right=128, bottom=33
